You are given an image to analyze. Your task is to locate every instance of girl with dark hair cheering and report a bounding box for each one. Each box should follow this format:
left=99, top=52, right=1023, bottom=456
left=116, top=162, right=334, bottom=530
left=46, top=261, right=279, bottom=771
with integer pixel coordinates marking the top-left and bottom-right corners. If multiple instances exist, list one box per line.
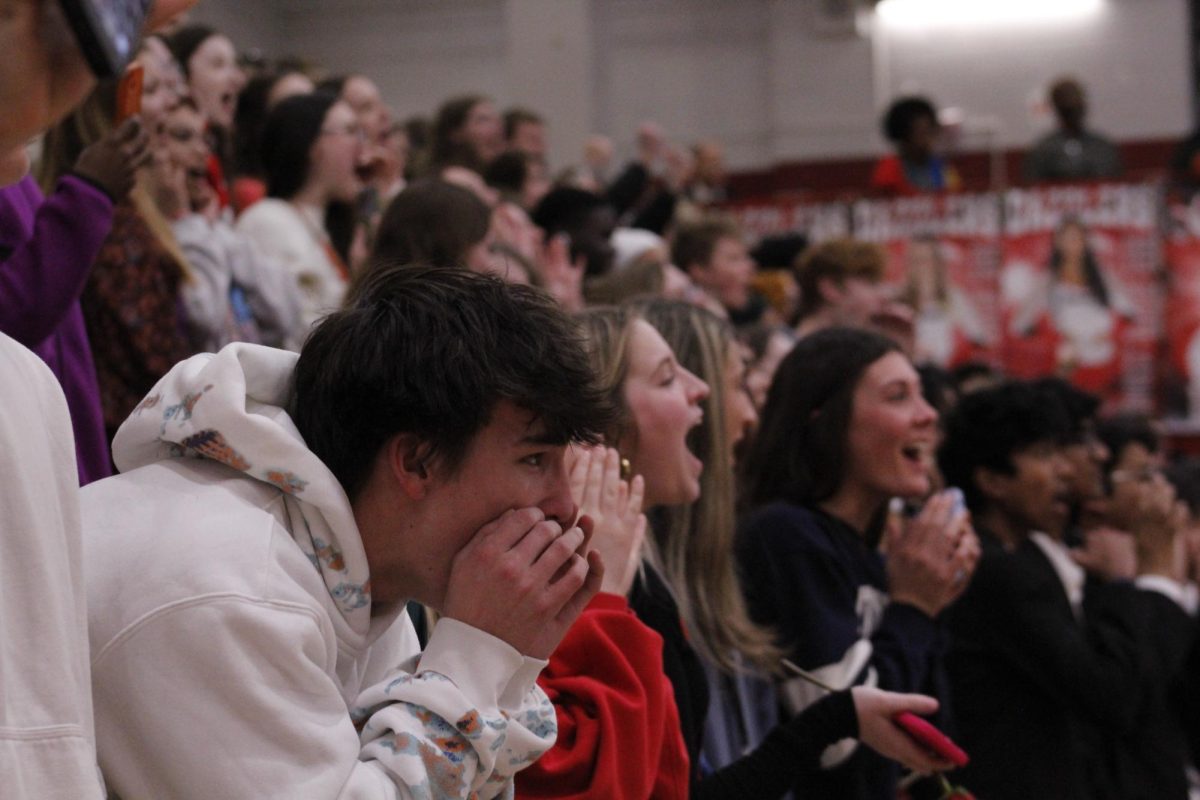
left=738, top=326, right=979, bottom=799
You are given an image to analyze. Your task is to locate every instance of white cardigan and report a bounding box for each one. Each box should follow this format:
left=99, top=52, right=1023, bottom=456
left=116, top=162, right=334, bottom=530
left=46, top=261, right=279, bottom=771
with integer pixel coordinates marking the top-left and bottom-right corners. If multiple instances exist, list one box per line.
left=237, top=199, right=347, bottom=344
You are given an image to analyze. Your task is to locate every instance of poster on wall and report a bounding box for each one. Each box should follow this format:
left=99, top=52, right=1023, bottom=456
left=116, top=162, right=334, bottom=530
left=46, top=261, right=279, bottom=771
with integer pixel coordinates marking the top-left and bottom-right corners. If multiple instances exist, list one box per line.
left=851, top=193, right=1002, bottom=369
left=1000, top=184, right=1162, bottom=412
left=1163, top=195, right=1200, bottom=419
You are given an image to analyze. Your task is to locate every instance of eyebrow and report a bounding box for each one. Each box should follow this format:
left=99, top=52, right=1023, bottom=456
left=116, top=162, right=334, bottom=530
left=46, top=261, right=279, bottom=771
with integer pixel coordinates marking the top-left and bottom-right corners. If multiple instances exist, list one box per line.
left=517, top=416, right=565, bottom=447
left=878, top=378, right=914, bottom=394
left=518, top=431, right=563, bottom=446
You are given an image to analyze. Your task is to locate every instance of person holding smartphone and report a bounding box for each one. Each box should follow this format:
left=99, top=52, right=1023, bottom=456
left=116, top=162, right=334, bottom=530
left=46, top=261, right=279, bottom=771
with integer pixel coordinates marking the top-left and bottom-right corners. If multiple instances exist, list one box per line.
left=0, top=113, right=149, bottom=485
left=737, top=326, right=979, bottom=799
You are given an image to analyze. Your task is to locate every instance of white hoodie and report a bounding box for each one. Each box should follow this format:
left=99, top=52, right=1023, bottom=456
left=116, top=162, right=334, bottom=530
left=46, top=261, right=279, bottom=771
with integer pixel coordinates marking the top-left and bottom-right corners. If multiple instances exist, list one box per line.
left=81, top=343, right=556, bottom=799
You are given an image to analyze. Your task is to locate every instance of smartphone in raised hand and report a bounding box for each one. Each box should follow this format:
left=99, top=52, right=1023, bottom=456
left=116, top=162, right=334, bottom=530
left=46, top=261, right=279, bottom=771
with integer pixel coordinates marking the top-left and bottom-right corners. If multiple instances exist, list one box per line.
left=115, top=62, right=143, bottom=123
left=58, top=0, right=153, bottom=78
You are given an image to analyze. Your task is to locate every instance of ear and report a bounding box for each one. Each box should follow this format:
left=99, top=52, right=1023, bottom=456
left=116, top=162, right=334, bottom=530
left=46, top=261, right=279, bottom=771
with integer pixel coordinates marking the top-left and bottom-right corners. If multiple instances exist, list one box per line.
left=385, top=433, right=434, bottom=501
left=815, top=276, right=843, bottom=306
left=973, top=465, right=1008, bottom=505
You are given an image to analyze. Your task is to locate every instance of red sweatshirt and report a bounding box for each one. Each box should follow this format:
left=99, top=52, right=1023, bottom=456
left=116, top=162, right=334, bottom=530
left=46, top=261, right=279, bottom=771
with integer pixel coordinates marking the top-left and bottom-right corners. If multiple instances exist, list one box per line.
left=516, top=592, right=690, bottom=800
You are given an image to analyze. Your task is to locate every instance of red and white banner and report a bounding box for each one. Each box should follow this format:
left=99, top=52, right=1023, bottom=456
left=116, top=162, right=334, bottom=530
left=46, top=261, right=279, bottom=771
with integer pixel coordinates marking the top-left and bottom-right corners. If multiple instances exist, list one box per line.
left=725, top=199, right=851, bottom=244
left=999, top=184, right=1162, bottom=411
left=1163, top=196, right=1200, bottom=418
left=851, top=194, right=1002, bottom=369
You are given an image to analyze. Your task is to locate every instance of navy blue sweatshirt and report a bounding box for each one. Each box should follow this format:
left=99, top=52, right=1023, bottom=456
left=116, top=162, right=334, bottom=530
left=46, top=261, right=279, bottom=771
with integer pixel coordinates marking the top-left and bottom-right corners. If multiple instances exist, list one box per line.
left=737, top=502, right=946, bottom=800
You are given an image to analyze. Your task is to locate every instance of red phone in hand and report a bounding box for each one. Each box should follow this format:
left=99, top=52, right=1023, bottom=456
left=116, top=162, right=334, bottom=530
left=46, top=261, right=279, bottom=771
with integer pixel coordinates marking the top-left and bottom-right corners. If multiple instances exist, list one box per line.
left=893, top=711, right=970, bottom=768
left=116, top=63, right=143, bottom=124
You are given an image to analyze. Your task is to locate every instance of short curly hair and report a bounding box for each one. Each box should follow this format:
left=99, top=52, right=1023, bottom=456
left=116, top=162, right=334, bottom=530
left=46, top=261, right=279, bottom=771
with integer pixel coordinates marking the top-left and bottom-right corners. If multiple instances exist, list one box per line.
left=938, top=381, right=1070, bottom=514
left=882, top=96, right=939, bottom=143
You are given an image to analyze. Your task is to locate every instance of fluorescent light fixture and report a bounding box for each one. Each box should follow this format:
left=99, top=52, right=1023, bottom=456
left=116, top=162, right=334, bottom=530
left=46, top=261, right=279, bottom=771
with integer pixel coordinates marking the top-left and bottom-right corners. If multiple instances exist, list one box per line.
left=875, top=0, right=1104, bottom=29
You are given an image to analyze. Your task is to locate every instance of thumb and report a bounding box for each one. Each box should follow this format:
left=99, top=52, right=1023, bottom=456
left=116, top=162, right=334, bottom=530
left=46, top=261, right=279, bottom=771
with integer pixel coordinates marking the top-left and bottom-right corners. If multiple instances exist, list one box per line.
left=888, top=692, right=939, bottom=717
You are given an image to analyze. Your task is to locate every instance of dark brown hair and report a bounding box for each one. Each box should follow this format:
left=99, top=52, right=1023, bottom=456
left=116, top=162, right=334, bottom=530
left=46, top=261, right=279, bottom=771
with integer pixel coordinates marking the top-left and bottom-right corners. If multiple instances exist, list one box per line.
left=293, top=267, right=613, bottom=499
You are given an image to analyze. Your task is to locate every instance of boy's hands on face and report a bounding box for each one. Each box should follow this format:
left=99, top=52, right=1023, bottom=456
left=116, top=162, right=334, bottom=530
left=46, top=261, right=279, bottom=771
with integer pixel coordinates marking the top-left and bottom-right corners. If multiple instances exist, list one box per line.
left=441, top=507, right=603, bottom=659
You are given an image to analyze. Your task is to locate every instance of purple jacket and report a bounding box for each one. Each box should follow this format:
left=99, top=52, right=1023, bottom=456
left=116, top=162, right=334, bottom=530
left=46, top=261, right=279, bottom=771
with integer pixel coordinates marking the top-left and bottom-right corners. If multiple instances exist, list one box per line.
left=0, top=174, right=114, bottom=485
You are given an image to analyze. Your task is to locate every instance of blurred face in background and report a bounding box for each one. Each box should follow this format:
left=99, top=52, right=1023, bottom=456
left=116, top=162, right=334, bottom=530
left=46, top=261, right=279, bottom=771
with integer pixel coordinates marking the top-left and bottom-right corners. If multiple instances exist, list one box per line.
left=266, top=71, right=314, bottom=109
left=901, top=113, right=938, bottom=163
left=745, top=329, right=794, bottom=411
left=723, top=342, right=757, bottom=458
left=342, top=75, right=389, bottom=144
left=510, top=119, right=546, bottom=161
left=309, top=101, right=365, bottom=203
left=692, top=236, right=755, bottom=311
left=186, top=33, right=244, bottom=129
left=1060, top=422, right=1109, bottom=505
left=461, top=99, right=503, bottom=165
left=163, top=101, right=209, bottom=175
left=987, top=442, right=1075, bottom=538
left=138, top=38, right=184, bottom=144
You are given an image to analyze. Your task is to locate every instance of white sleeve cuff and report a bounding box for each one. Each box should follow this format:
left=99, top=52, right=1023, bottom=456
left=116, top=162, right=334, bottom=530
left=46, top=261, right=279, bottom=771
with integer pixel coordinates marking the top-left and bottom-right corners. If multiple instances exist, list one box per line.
left=417, top=617, right=525, bottom=711
left=499, top=656, right=548, bottom=711
left=1135, top=575, right=1200, bottom=615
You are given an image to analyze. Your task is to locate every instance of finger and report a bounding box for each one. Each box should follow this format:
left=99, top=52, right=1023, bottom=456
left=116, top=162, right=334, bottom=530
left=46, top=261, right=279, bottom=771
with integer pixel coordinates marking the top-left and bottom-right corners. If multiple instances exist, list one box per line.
left=486, top=507, right=546, bottom=551
left=124, top=127, right=151, bottom=159
left=553, top=551, right=604, bottom=622
left=601, top=448, right=620, bottom=512
left=922, top=492, right=956, bottom=535
left=627, top=474, right=645, bottom=518
left=114, top=116, right=143, bottom=142
left=625, top=514, right=647, bottom=581
left=539, top=525, right=587, bottom=582
left=545, top=550, right=593, bottom=610
left=568, top=447, right=590, bottom=506
left=130, top=147, right=154, bottom=171
left=511, top=519, right=567, bottom=566
left=575, top=514, right=595, bottom=555
left=885, top=692, right=940, bottom=717
left=615, top=478, right=629, bottom=518
left=581, top=446, right=605, bottom=512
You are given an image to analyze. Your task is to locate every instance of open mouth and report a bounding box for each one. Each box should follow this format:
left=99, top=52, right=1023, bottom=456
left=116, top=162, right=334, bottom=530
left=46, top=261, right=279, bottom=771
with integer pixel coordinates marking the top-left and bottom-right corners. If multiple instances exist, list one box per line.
left=900, top=443, right=929, bottom=467
left=685, top=412, right=705, bottom=474
left=354, top=162, right=377, bottom=182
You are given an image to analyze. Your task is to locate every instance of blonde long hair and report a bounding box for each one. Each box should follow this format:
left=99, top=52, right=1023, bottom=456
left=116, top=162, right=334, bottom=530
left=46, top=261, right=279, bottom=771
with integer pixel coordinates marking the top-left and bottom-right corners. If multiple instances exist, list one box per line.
left=36, top=76, right=192, bottom=282
left=577, top=302, right=783, bottom=676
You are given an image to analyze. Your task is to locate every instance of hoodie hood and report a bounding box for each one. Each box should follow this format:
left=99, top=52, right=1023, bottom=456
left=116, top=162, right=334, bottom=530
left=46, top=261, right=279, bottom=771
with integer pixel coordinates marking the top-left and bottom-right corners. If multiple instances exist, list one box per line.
left=113, top=343, right=374, bottom=635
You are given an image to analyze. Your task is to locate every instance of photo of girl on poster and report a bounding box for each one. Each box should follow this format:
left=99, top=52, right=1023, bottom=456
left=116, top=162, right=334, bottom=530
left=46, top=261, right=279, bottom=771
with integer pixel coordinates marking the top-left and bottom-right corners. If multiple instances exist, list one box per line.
left=900, top=233, right=990, bottom=367
left=1004, top=216, right=1134, bottom=393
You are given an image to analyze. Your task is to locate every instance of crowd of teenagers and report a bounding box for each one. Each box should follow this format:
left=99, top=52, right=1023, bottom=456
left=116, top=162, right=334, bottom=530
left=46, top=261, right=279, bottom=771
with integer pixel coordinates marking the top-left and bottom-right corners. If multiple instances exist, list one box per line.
left=5, top=3, right=1200, bottom=800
